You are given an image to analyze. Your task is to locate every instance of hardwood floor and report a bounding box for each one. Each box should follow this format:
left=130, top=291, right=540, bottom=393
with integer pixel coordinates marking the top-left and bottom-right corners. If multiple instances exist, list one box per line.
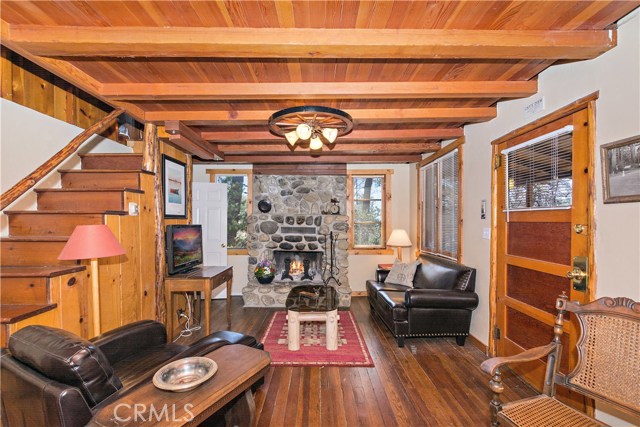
left=183, top=296, right=536, bottom=427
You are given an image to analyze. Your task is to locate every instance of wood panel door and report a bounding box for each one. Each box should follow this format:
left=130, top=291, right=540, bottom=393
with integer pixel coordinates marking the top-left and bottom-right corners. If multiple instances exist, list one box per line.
left=492, top=105, right=594, bottom=410
left=192, top=182, right=228, bottom=266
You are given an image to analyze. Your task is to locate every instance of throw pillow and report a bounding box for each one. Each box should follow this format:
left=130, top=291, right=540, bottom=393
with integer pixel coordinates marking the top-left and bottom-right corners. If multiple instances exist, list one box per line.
left=384, top=259, right=420, bottom=287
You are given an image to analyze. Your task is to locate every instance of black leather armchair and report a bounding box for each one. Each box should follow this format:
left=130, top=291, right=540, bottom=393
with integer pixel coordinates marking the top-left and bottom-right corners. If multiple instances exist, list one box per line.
left=366, top=253, right=478, bottom=347
left=1, top=320, right=263, bottom=427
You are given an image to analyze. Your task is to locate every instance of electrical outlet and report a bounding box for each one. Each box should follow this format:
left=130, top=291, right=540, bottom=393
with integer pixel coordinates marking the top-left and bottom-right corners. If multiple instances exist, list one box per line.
left=177, top=308, right=185, bottom=320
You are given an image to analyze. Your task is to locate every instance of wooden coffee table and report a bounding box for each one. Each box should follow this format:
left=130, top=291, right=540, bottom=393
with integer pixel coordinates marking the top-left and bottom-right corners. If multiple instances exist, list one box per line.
left=285, top=284, right=340, bottom=351
left=88, top=345, right=270, bottom=427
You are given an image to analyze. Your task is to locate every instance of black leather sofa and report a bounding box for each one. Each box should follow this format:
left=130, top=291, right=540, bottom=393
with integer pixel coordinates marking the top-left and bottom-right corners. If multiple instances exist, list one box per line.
left=0, top=320, right=263, bottom=427
left=366, top=253, right=478, bottom=347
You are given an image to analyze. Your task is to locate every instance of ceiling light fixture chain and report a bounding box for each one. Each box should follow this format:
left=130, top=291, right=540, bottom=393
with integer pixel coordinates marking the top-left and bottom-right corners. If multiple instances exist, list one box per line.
left=268, top=106, right=353, bottom=151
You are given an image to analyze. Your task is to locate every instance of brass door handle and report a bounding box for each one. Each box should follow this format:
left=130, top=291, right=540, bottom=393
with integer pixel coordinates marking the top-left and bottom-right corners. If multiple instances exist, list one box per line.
left=574, top=224, right=586, bottom=234
left=567, top=267, right=587, bottom=281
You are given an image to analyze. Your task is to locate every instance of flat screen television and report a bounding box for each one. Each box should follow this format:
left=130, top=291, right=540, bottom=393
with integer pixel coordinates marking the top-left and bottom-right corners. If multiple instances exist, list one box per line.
left=166, top=224, right=203, bottom=275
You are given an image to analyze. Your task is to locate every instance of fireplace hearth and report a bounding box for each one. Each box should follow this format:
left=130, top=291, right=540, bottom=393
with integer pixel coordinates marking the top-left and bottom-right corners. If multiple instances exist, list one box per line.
left=274, top=250, right=322, bottom=282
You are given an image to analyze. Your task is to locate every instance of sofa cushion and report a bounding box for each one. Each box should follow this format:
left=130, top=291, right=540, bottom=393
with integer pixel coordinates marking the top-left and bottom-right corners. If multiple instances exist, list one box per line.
left=367, top=279, right=411, bottom=294
left=414, top=257, right=464, bottom=290
left=8, top=325, right=122, bottom=406
left=405, top=289, right=479, bottom=309
left=385, top=259, right=420, bottom=287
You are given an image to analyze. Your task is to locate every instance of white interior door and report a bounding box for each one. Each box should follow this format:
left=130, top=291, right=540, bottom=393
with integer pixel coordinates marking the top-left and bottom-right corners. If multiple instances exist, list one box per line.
left=192, top=182, right=227, bottom=266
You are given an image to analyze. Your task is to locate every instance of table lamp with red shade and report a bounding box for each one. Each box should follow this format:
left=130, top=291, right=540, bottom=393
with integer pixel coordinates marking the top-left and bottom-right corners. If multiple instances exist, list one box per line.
left=58, top=224, right=126, bottom=337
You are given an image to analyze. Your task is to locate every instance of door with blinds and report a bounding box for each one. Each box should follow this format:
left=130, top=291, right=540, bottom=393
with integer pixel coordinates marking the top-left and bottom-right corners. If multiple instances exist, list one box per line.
left=492, top=104, right=594, bottom=411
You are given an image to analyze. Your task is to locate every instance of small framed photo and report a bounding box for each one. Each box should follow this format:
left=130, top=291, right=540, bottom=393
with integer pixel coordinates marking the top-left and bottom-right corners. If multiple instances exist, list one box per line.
left=600, top=135, right=640, bottom=204
left=162, top=155, right=187, bottom=218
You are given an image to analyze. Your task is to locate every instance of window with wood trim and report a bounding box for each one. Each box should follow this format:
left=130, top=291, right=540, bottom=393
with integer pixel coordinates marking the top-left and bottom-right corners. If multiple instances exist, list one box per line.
left=206, top=169, right=252, bottom=254
left=347, top=170, right=392, bottom=252
left=420, top=143, right=462, bottom=260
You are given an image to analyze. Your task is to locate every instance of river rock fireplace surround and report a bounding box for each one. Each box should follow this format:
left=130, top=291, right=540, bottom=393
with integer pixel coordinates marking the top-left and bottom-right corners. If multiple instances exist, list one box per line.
left=242, top=175, right=351, bottom=308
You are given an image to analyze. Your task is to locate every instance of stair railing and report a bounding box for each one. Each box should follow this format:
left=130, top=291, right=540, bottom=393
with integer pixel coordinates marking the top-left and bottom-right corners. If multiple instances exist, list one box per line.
left=0, top=108, right=124, bottom=211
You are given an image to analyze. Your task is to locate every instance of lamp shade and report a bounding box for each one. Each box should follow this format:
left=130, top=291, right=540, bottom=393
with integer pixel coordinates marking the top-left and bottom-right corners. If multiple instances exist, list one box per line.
left=387, top=229, right=412, bottom=247
left=58, top=225, right=126, bottom=260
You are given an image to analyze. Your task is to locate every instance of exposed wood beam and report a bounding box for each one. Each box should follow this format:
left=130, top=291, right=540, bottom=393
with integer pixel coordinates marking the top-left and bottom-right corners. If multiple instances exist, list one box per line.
left=0, top=20, right=149, bottom=122
left=144, top=107, right=497, bottom=124
left=201, top=129, right=463, bottom=142
left=217, top=142, right=441, bottom=154
left=164, top=121, right=224, bottom=161
left=223, top=154, right=422, bottom=164
left=100, top=81, right=537, bottom=101
left=4, top=25, right=615, bottom=60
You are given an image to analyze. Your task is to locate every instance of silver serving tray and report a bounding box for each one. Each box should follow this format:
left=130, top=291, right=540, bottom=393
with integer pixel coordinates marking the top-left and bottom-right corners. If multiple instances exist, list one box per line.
left=152, top=357, right=218, bottom=392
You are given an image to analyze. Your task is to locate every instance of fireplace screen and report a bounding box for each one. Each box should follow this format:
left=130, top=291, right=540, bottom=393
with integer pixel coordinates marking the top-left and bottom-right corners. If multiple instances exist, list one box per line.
left=273, top=250, right=323, bottom=282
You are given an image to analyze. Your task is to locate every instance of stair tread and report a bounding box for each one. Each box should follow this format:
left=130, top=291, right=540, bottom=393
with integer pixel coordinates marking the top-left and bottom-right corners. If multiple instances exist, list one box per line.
left=58, top=169, right=153, bottom=175
left=1, top=303, right=58, bottom=324
left=0, top=265, right=86, bottom=278
left=4, top=210, right=127, bottom=215
left=1, top=236, right=69, bottom=242
left=34, top=187, right=144, bottom=194
left=79, top=153, right=143, bottom=158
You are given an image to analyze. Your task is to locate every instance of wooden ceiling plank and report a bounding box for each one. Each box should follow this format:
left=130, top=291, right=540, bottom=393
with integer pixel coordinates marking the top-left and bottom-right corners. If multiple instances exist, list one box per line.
left=164, top=120, right=224, bottom=160
left=101, top=81, right=537, bottom=100
left=217, top=141, right=441, bottom=153
left=144, top=107, right=497, bottom=124
left=201, top=128, right=463, bottom=142
left=5, top=25, right=615, bottom=60
left=223, top=154, right=422, bottom=164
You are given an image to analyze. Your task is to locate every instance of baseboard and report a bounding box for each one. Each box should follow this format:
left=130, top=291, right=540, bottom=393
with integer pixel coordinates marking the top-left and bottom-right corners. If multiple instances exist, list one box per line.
left=467, top=333, right=488, bottom=354
left=351, top=291, right=367, bottom=297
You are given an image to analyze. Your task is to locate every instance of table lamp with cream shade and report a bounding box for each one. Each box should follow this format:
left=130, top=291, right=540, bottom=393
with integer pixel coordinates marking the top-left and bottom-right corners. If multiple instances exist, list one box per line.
left=386, top=229, right=412, bottom=261
left=58, top=225, right=126, bottom=337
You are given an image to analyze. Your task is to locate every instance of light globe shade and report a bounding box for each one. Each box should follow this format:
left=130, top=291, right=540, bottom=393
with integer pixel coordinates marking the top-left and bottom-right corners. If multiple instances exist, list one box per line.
left=322, top=127, right=338, bottom=143
left=285, top=130, right=299, bottom=146
left=309, top=134, right=323, bottom=150
left=387, top=229, right=412, bottom=247
left=296, top=123, right=312, bottom=140
left=58, top=225, right=126, bottom=260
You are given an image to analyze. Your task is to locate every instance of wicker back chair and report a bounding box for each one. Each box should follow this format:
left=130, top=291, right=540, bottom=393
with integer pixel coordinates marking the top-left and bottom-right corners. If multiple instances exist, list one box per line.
left=480, top=294, right=640, bottom=427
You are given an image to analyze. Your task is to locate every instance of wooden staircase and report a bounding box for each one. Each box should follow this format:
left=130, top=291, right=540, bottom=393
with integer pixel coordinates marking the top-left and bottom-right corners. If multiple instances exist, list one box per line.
left=1, top=153, right=148, bottom=344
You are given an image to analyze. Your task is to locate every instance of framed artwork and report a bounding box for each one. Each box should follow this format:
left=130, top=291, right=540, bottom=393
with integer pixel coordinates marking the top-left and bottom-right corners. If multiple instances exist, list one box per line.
left=162, top=155, right=187, bottom=218
left=600, top=135, right=640, bottom=204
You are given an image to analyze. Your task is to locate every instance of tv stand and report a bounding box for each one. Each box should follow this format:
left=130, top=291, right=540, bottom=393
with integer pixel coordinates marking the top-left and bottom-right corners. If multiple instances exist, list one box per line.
left=165, top=265, right=233, bottom=340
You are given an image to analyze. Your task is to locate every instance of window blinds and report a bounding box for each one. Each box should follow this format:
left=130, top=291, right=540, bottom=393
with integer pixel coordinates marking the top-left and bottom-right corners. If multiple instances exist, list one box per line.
left=503, top=126, right=573, bottom=215
left=421, top=148, right=459, bottom=259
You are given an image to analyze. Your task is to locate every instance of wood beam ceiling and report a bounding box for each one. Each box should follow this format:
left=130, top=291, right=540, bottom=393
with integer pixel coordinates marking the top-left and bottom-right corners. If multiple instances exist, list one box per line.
left=3, top=25, right=615, bottom=60
left=217, top=142, right=441, bottom=154
left=164, top=121, right=223, bottom=160
left=102, top=81, right=537, bottom=101
left=199, top=129, right=463, bottom=142
left=223, top=154, right=422, bottom=164
left=144, top=107, right=497, bottom=124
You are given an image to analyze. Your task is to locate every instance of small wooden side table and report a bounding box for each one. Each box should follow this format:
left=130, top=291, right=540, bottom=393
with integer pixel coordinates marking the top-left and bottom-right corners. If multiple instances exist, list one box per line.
left=165, top=266, right=232, bottom=340
left=88, top=345, right=270, bottom=427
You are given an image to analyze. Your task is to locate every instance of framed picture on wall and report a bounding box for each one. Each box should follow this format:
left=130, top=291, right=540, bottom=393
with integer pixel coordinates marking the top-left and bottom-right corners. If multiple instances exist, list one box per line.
left=601, top=135, right=640, bottom=204
left=162, top=154, right=187, bottom=218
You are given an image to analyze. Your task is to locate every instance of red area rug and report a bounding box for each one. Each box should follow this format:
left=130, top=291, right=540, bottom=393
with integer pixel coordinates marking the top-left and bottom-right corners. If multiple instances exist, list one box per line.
left=261, top=310, right=374, bottom=367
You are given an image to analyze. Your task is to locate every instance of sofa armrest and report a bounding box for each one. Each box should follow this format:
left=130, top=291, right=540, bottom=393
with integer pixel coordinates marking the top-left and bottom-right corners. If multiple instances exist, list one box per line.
left=376, top=268, right=390, bottom=282
left=405, top=289, right=479, bottom=309
left=91, top=320, right=167, bottom=365
left=480, top=343, right=557, bottom=376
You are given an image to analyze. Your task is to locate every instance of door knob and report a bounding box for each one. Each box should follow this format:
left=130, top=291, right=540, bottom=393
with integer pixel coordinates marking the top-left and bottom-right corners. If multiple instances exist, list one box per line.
left=221, top=243, right=227, bottom=248
left=566, top=267, right=587, bottom=281
left=574, top=224, right=586, bottom=234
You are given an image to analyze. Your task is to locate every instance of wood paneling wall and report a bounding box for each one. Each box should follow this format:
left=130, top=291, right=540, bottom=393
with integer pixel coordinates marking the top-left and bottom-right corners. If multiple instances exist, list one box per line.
left=1, top=47, right=117, bottom=139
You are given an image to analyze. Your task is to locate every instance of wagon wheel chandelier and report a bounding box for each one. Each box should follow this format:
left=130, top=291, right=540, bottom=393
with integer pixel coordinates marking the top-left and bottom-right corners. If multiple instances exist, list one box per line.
left=268, top=106, right=353, bottom=151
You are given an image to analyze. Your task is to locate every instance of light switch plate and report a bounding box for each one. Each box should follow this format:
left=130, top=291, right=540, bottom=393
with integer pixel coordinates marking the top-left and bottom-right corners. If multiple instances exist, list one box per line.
left=482, top=227, right=491, bottom=240
left=128, top=202, right=139, bottom=216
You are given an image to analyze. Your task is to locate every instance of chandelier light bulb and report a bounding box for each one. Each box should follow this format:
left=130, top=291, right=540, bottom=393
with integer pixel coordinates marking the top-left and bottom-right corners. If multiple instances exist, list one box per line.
left=322, top=127, right=338, bottom=143
left=309, top=134, right=323, bottom=150
left=285, top=130, right=299, bottom=146
left=296, top=123, right=313, bottom=140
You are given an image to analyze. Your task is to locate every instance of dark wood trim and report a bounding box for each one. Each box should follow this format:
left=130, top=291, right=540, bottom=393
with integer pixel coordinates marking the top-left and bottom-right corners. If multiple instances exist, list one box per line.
left=253, top=164, right=347, bottom=175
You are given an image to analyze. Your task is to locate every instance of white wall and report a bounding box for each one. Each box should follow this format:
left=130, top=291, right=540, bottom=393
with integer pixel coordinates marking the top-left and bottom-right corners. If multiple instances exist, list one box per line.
left=462, top=11, right=640, bottom=426
left=0, top=99, right=131, bottom=236
left=193, top=162, right=416, bottom=295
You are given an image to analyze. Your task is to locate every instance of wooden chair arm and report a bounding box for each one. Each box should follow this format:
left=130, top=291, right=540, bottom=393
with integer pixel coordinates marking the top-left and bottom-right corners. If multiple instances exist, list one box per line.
left=480, top=343, right=557, bottom=376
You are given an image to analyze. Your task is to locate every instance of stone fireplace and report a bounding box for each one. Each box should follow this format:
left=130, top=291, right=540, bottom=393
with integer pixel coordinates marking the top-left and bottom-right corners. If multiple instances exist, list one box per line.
left=242, top=175, right=351, bottom=308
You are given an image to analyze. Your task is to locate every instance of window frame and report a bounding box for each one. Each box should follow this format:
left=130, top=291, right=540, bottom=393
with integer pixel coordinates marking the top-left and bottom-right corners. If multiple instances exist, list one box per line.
left=206, top=168, right=253, bottom=255
left=418, top=138, right=464, bottom=261
left=347, top=169, right=393, bottom=254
